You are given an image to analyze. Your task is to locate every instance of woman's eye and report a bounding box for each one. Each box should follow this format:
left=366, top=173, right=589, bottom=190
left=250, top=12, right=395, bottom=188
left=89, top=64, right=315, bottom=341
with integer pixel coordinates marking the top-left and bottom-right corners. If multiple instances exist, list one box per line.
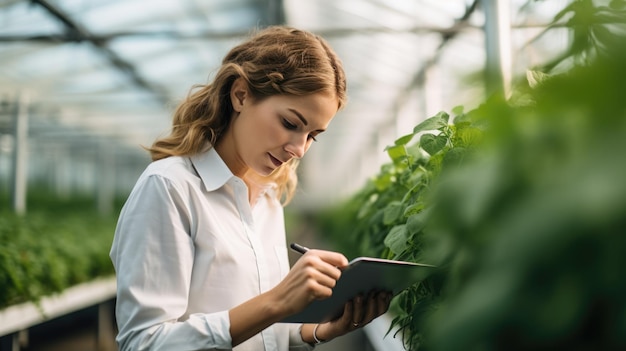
left=282, top=119, right=297, bottom=130
left=283, top=118, right=317, bottom=141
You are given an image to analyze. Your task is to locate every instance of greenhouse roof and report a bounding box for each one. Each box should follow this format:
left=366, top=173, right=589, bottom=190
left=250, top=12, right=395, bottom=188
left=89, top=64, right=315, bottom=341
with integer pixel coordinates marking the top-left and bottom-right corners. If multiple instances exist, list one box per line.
left=0, top=0, right=567, bottom=207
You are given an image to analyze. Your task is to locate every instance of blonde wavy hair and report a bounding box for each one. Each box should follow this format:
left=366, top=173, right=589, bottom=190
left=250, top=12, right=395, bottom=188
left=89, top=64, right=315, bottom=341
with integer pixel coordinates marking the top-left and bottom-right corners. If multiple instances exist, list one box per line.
left=148, top=26, right=347, bottom=204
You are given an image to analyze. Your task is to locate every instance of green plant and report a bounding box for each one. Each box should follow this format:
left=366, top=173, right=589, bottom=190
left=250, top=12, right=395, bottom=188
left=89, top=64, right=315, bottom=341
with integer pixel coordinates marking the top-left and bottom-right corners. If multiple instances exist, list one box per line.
left=315, top=108, right=484, bottom=347
left=314, top=1, right=626, bottom=349
left=419, top=45, right=626, bottom=351
left=0, top=191, right=118, bottom=309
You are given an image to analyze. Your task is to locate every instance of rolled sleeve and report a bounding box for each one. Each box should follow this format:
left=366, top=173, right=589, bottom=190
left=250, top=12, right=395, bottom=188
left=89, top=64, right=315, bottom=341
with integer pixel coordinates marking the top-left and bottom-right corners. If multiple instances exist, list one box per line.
left=288, top=324, right=315, bottom=351
left=133, top=312, right=232, bottom=350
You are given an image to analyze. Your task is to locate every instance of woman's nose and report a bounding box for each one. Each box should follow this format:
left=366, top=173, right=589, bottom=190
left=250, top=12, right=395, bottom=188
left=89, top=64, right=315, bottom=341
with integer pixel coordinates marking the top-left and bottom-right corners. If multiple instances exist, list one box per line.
left=285, top=134, right=307, bottom=159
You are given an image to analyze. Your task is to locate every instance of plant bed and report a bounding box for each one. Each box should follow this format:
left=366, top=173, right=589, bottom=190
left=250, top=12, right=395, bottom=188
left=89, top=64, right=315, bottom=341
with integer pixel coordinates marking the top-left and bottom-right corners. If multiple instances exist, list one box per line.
left=0, top=192, right=120, bottom=349
left=0, top=276, right=116, bottom=336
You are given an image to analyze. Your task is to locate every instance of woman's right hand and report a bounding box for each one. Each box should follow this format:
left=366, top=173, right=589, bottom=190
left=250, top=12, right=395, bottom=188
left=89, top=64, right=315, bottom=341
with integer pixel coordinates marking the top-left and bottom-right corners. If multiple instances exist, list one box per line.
left=229, top=249, right=348, bottom=346
left=271, top=249, right=349, bottom=317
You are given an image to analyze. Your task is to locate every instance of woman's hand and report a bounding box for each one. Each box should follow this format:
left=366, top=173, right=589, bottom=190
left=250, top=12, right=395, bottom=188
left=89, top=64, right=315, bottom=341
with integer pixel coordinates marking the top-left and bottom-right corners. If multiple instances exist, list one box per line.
left=230, top=249, right=347, bottom=346
left=270, top=249, right=349, bottom=317
left=270, top=249, right=392, bottom=345
left=307, top=290, right=392, bottom=343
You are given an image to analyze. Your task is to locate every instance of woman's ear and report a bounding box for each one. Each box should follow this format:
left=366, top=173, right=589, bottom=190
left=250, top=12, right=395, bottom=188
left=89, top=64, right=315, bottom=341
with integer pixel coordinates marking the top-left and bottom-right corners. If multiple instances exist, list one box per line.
left=230, top=77, right=248, bottom=113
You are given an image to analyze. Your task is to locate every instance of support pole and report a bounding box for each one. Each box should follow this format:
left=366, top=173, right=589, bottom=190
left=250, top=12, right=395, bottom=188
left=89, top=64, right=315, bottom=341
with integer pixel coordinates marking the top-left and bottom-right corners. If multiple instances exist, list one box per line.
left=97, top=141, right=114, bottom=216
left=10, top=93, right=28, bottom=215
left=97, top=300, right=116, bottom=351
left=482, top=0, right=513, bottom=98
left=0, top=333, right=19, bottom=351
left=266, top=0, right=286, bottom=25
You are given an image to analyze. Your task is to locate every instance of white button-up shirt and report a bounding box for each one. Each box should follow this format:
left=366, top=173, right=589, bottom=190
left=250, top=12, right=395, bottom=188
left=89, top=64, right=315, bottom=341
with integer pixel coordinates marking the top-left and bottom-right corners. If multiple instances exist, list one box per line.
left=110, top=147, right=313, bottom=351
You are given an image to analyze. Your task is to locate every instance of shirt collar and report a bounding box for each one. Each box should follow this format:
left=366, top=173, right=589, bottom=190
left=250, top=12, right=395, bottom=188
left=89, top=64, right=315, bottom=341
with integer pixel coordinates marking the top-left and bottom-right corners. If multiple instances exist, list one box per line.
left=190, top=146, right=234, bottom=192
left=190, top=146, right=281, bottom=200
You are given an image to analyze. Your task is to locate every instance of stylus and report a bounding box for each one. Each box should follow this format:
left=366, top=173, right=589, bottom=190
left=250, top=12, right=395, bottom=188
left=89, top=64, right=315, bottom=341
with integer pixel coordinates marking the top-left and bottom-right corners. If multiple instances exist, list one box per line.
left=289, top=242, right=310, bottom=255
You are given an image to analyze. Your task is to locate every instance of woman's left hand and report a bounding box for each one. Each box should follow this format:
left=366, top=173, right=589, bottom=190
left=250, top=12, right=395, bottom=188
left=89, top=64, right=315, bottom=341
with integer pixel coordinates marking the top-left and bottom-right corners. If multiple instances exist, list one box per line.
left=314, top=290, right=393, bottom=342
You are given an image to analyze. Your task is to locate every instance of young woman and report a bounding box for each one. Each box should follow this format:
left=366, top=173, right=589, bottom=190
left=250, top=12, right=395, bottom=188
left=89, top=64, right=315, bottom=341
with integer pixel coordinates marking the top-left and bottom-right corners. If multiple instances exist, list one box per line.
left=110, top=26, right=391, bottom=350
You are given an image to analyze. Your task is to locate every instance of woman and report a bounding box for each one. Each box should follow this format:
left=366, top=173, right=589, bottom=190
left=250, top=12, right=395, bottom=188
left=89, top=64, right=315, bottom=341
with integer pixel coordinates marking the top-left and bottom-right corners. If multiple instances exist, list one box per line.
left=110, top=26, right=391, bottom=350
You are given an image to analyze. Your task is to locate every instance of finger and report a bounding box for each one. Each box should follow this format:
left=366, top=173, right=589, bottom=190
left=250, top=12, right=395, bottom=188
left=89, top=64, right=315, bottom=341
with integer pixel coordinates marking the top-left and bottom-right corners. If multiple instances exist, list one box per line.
left=362, top=291, right=379, bottom=322
left=298, top=252, right=344, bottom=281
left=297, top=268, right=338, bottom=300
left=285, top=264, right=337, bottom=301
left=376, top=291, right=389, bottom=315
left=340, top=299, right=354, bottom=325
left=378, top=291, right=392, bottom=315
left=292, top=255, right=339, bottom=287
left=352, top=294, right=365, bottom=325
left=323, top=301, right=354, bottom=338
left=308, top=249, right=349, bottom=269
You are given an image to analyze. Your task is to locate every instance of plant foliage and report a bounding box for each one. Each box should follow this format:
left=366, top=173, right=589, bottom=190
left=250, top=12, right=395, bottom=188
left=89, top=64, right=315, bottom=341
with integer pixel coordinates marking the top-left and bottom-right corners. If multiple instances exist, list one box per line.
left=314, top=1, right=626, bottom=349
left=0, top=192, right=117, bottom=309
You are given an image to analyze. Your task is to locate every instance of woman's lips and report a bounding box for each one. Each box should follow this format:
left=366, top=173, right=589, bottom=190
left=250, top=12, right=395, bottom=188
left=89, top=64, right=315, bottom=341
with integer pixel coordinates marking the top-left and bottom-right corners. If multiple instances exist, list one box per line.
left=269, top=154, right=284, bottom=167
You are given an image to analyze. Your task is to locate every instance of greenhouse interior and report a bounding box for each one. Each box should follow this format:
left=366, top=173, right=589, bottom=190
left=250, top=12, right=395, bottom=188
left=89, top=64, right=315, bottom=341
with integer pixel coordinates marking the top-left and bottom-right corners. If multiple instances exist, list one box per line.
left=1, top=0, right=625, bottom=350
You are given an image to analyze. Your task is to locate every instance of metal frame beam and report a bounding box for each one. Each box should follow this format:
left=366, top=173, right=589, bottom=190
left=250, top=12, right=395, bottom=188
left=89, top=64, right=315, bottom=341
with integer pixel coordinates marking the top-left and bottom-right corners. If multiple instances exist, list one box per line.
left=30, top=0, right=170, bottom=105
left=0, top=24, right=477, bottom=43
left=374, top=0, right=480, bottom=134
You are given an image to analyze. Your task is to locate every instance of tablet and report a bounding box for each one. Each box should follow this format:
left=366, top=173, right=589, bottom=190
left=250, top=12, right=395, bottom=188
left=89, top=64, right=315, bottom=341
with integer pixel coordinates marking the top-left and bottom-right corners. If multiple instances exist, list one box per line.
left=281, top=257, right=435, bottom=323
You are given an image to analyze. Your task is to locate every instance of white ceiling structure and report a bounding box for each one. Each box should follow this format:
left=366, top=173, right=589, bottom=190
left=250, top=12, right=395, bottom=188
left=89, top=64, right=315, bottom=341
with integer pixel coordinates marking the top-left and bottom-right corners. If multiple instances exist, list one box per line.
left=0, top=0, right=568, bottom=209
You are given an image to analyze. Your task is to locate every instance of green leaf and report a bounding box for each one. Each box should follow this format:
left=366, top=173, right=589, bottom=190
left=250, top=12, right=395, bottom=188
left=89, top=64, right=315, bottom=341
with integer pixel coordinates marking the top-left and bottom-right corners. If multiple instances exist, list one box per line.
left=403, top=202, right=424, bottom=217
left=383, top=201, right=404, bottom=225
left=453, top=112, right=471, bottom=124
left=395, top=133, right=416, bottom=146
left=406, top=211, right=428, bottom=235
left=442, top=147, right=467, bottom=167
left=373, top=173, right=393, bottom=191
left=436, top=111, right=450, bottom=123
left=413, top=114, right=448, bottom=134
left=452, top=105, right=465, bottom=115
left=384, top=224, right=409, bottom=255
left=455, top=125, right=482, bottom=147
left=420, top=133, right=448, bottom=155
left=385, top=144, right=407, bottom=163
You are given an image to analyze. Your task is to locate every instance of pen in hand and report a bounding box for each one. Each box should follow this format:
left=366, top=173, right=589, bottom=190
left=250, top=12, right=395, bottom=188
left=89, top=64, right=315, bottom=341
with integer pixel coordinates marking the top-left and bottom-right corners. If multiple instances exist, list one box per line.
left=290, top=243, right=310, bottom=255
left=290, top=243, right=345, bottom=270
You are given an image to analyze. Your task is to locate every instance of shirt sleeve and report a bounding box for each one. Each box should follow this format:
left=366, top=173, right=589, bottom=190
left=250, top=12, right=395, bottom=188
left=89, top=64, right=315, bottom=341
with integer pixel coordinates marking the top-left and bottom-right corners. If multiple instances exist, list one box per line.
left=110, top=174, right=232, bottom=351
left=288, top=324, right=315, bottom=350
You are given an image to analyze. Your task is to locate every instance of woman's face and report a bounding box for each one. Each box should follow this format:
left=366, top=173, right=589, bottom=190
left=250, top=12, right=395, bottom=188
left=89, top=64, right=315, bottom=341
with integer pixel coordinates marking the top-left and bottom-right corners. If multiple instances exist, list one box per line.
left=218, top=79, right=338, bottom=177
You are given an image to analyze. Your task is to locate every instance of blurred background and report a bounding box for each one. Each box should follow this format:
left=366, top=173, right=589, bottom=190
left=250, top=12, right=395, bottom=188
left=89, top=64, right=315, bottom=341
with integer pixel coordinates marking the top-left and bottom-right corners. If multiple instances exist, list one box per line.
left=0, top=0, right=569, bottom=210
left=3, top=0, right=622, bottom=350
